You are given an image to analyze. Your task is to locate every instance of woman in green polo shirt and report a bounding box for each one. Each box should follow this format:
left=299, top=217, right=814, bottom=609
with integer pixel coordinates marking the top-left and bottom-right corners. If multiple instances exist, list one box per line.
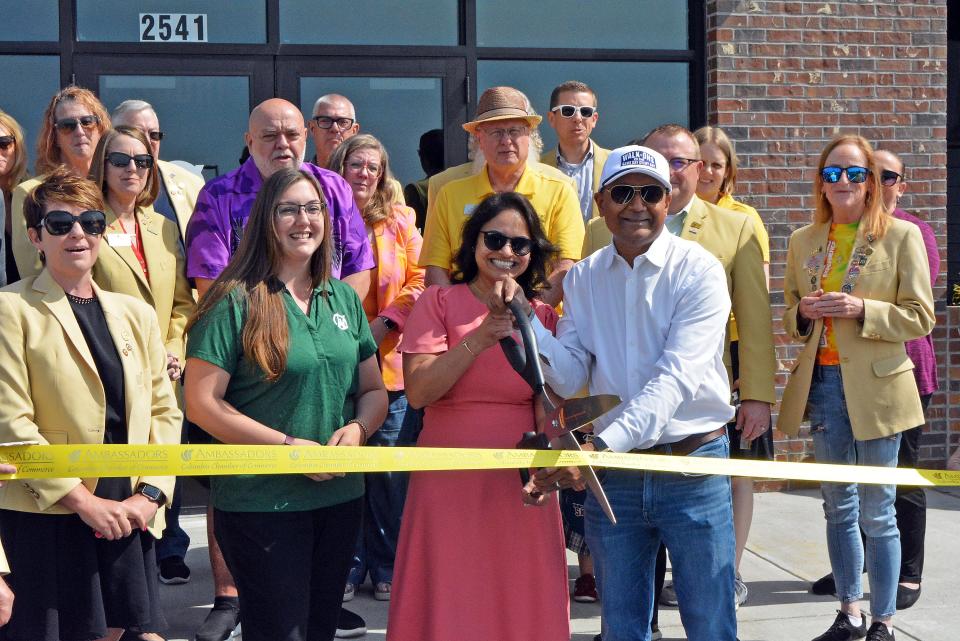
left=184, top=167, right=388, bottom=641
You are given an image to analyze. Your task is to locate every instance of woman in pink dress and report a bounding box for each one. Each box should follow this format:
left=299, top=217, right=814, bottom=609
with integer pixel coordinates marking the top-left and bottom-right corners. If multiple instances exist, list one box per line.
left=387, top=192, right=570, bottom=641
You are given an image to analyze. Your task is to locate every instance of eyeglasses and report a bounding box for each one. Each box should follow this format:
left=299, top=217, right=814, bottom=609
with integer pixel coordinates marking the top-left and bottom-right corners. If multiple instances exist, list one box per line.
left=880, top=169, right=902, bottom=186
left=54, top=115, right=100, bottom=133
left=275, top=201, right=326, bottom=219
left=667, top=157, right=700, bottom=172
left=479, top=126, right=529, bottom=142
left=346, top=160, right=382, bottom=175
left=106, top=152, right=154, bottom=169
left=0, top=136, right=14, bottom=150
left=821, top=165, right=869, bottom=184
left=551, top=105, right=597, bottom=119
left=479, top=230, right=532, bottom=256
left=312, top=116, right=355, bottom=131
left=147, top=130, right=164, bottom=142
left=38, top=210, right=107, bottom=236
left=607, top=184, right=667, bottom=206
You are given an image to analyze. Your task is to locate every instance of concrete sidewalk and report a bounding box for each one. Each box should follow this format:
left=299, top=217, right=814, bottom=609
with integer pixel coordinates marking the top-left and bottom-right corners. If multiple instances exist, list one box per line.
left=158, top=488, right=960, bottom=641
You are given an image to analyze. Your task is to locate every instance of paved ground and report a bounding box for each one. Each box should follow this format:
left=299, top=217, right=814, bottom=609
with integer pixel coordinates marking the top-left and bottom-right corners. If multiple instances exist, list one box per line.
left=159, top=488, right=960, bottom=641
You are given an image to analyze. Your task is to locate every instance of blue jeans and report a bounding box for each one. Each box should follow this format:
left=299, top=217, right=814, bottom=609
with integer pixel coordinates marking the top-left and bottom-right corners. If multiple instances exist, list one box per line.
left=349, top=390, right=422, bottom=585
left=808, top=365, right=901, bottom=619
left=157, top=419, right=190, bottom=561
left=585, top=435, right=737, bottom=641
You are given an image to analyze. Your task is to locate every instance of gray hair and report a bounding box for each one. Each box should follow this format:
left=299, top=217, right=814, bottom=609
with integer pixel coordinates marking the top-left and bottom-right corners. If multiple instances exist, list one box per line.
left=112, top=99, right=156, bottom=124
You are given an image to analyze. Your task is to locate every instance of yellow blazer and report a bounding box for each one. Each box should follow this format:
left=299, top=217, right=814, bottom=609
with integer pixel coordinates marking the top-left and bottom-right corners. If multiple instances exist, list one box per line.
left=582, top=195, right=776, bottom=404
left=0, top=271, right=181, bottom=536
left=10, top=175, right=44, bottom=279
left=777, top=218, right=935, bottom=440
left=157, top=159, right=205, bottom=240
left=95, top=205, right=195, bottom=362
left=540, top=142, right=611, bottom=219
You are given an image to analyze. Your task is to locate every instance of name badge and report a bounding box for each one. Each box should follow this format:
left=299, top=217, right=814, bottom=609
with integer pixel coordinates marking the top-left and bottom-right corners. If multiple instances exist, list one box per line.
left=107, top=233, right=135, bottom=247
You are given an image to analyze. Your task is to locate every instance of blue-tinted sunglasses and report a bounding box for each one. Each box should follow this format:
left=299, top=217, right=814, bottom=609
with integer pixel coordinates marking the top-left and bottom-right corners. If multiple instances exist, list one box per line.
left=821, top=165, right=869, bottom=184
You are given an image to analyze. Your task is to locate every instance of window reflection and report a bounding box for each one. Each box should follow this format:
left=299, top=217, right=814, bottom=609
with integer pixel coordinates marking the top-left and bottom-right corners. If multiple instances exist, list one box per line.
left=0, top=56, right=60, bottom=171
left=0, top=0, right=58, bottom=41
left=281, top=0, right=457, bottom=45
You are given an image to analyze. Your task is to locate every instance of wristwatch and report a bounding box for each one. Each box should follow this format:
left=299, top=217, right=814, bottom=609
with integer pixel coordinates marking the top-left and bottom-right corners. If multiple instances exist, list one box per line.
left=590, top=436, right=612, bottom=453
left=378, top=315, right=397, bottom=330
left=136, top=482, right=165, bottom=505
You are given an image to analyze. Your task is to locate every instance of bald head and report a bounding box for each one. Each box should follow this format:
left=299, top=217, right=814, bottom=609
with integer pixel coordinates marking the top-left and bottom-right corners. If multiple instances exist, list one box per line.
left=245, top=98, right=306, bottom=178
left=309, top=94, right=360, bottom=167
left=874, top=149, right=906, bottom=213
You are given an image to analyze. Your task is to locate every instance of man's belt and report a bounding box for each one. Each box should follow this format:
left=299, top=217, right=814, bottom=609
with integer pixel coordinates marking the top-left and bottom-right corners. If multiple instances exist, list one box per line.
left=632, top=426, right=727, bottom=457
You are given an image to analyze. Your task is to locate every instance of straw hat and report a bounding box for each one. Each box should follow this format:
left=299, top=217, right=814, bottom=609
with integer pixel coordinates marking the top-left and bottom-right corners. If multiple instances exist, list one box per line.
left=462, top=86, right=542, bottom=134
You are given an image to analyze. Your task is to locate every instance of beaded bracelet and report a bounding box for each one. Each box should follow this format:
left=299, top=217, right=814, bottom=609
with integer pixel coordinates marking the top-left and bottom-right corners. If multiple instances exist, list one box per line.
left=349, top=418, right=369, bottom=445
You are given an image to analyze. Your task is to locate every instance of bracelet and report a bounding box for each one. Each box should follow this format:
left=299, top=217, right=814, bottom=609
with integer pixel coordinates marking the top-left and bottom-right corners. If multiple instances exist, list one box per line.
left=461, top=339, right=478, bottom=358
left=348, top=418, right=369, bottom=445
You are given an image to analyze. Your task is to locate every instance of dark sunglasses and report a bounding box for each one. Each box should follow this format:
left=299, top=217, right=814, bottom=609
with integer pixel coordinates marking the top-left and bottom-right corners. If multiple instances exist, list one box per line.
left=551, top=104, right=597, bottom=119
left=106, top=152, right=154, bottom=169
left=38, top=210, right=107, bottom=236
left=608, top=183, right=667, bottom=206
left=880, top=169, right=902, bottom=186
left=0, top=135, right=14, bottom=150
left=54, top=115, right=100, bottom=133
left=147, top=130, right=164, bottom=141
left=821, top=165, right=869, bottom=184
left=480, top=230, right=532, bottom=256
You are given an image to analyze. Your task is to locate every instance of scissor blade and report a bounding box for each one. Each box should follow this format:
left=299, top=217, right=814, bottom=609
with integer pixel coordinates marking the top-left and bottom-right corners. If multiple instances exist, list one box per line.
left=552, top=432, right=617, bottom=525
left=548, top=395, right=622, bottom=438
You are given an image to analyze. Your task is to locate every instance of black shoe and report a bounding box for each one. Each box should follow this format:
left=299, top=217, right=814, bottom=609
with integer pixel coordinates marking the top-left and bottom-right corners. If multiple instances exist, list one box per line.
left=896, top=584, right=921, bottom=610
left=812, top=611, right=867, bottom=641
left=335, top=608, right=367, bottom=638
left=811, top=572, right=837, bottom=596
left=158, top=556, right=191, bottom=585
left=195, top=598, right=240, bottom=641
left=865, top=622, right=895, bottom=641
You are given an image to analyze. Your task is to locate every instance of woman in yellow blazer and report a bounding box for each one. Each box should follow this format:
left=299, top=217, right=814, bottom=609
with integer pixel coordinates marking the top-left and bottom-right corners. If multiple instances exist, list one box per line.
left=779, top=135, right=934, bottom=641
left=89, top=126, right=195, bottom=384
left=0, top=169, right=181, bottom=641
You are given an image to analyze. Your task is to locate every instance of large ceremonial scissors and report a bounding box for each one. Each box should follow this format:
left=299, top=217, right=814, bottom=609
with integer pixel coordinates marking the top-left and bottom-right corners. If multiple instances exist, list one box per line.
left=499, top=298, right=619, bottom=524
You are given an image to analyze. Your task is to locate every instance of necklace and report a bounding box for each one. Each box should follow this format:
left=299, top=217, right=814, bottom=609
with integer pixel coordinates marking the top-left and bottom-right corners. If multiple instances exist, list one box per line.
left=67, top=293, right=96, bottom=305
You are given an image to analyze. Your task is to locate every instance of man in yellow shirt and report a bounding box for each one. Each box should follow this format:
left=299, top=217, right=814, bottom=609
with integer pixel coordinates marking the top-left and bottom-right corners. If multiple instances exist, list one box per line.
left=421, top=86, right=583, bottom=306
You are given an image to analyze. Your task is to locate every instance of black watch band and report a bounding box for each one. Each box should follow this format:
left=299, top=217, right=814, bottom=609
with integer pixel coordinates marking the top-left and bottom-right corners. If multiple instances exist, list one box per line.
left=378, top=315, right=397, bottom=330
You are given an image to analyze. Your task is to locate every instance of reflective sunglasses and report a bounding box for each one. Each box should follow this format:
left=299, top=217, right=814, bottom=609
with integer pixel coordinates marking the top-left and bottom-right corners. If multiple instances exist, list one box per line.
left=38, top=210, right=107, bottom=236
left=148, top=130, right=164, bottom=142
left=106, top=152, right=154, bottom=169
left=821, top=165, right=869, bottom=184
left=608, top=183, right=667, bottom=206
left=312, top=116, right=355, bottom=130
left=880, top=169, right=902, bottom=187
left=0, top=135, right=15, bottom=150
left=54, top=115, right=100, bottom=133
left=275, top=201, right=326, bottom=219
left=479, top=230, right=532, bottom=256
left=551, top=104, right=597, bottom=118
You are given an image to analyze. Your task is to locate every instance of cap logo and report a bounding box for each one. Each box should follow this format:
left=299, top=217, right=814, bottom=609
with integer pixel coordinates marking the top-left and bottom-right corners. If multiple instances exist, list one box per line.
left=620, top=149, right=657, bottom=170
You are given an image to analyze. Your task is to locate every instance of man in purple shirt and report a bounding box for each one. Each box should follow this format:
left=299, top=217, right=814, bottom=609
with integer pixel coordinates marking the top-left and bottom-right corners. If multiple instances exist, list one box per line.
left=186, top=98, right=373, bottom=299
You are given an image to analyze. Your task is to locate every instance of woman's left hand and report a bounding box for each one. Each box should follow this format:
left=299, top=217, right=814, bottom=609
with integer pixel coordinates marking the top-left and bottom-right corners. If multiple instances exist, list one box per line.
left=327, top=422, right=365, bottom=448
left=166, top=353, right=182, bottom=381
left=813, top=292, right=865, bottom=319
left=122, top=493, right=160, bottom=531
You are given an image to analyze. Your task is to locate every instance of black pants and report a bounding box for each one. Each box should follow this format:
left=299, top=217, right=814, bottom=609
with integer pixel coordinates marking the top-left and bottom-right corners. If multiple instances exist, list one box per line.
left=214, top=499, right=363, bottom=641
left=894, top=393, right=931, bottom=583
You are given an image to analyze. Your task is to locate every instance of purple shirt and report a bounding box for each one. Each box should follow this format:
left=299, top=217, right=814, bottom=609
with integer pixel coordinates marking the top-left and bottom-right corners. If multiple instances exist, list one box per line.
left=185, top=158, right=373, bottom=280
left=894, top=208, right=939, bottom=396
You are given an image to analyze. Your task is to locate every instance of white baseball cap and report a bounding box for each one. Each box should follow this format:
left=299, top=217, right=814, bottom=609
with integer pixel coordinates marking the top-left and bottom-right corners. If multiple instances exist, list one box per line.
left=599, top=145, right=672, bottom=192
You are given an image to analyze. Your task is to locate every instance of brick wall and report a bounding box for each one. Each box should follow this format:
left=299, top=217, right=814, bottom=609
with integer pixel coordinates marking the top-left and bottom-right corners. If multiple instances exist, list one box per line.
left=704, top=0, right=953, bottom=473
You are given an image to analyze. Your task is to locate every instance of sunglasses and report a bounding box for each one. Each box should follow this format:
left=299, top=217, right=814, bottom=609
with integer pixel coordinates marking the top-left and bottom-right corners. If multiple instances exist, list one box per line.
left=54, top=115, right=100, bottom=133
left=38, top=210, right=107, bottom=236
left=312, top=116, right=355, bottom=131
left=608, top=183, right=667, bottom=206
left=479, top=230, right=532, bottom=256
left=551, top=104, right=597, bottom=119
left=0, top=135, right=14, bottom=150
left=821, top=165, right=869, bottom=184
left=106, top=152, right=154, bottom=169
left=880, top=169, right=902, bottom=186
left=148, top=130, right=164, bottom=141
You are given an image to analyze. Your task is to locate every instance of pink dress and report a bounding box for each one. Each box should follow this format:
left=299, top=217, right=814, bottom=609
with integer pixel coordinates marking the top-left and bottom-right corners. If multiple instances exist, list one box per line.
left=387, top=284, right=570, bottom=641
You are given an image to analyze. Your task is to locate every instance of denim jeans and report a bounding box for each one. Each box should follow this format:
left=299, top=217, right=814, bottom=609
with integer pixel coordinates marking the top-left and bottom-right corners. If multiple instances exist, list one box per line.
left=349, top=390, right=422, bottom=585
left=585, top=434, right=737, bottom=641
left=157, top=419, right=190, bottom=561
left=808, top=365, right=901, bottom=618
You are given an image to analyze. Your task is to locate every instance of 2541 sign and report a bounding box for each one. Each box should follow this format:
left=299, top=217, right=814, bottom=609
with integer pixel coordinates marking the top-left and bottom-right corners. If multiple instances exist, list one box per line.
left=140, top=14, right=208, bottom=43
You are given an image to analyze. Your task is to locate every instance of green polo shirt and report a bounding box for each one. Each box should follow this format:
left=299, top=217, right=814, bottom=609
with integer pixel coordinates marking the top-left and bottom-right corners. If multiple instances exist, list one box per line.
left=187, top=278, right=377, bottom=512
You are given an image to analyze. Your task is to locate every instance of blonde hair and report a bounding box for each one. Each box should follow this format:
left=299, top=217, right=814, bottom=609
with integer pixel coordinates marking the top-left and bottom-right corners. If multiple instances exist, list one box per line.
left=327, top=134, right=396, bottom=226
left=89, top=127, right=159, bottom=209
left=693, top=126, right=738, bottom=197
left=814, top=134, right=889, bottom=239
left=0, top=110, right=28, bottom=192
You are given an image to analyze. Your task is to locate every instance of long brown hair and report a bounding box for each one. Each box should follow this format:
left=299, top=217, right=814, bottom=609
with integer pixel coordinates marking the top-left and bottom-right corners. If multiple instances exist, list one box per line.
left=188, top=168, right=332, bottom=381
left=0, top=110, right=28, bottom=192
left=36, top=86, right=111, bottom=175
left=327, top=134, right=396, bottom=226
left=89, top=127, right=160, bottom=209
left=814, top=134, right=888, bottom=239
left=693, top=125, right=738, bottom=198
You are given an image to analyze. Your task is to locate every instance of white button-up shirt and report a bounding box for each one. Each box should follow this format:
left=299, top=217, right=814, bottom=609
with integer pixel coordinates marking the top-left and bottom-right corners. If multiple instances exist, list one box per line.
left=532, top=229, right=734, bottom=452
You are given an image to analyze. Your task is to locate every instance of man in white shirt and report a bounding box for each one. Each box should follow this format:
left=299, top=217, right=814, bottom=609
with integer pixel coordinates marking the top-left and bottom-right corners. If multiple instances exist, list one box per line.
left=494, top=146, right=738, bottom=641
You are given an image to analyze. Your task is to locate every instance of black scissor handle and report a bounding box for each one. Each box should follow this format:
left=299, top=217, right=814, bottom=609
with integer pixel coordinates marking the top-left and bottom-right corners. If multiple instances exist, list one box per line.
left=498, top=297, right=546, bottom=396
